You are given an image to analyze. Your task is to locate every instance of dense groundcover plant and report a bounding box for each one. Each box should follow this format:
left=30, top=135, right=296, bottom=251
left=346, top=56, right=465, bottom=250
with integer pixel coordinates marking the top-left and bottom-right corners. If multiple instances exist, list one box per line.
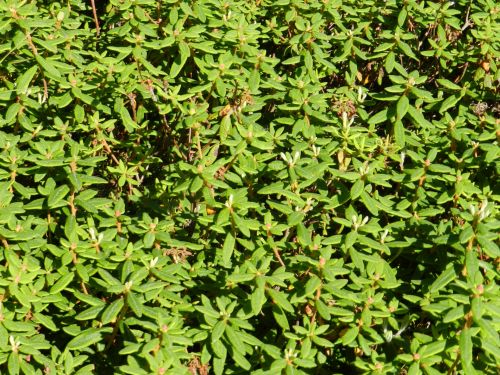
left=0, top=0, right=498, bottom=373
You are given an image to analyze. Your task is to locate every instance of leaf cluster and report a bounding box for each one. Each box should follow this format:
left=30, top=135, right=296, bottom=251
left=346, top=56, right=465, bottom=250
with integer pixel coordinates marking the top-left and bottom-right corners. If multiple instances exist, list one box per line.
left=0, top=0, right=498, bottom=374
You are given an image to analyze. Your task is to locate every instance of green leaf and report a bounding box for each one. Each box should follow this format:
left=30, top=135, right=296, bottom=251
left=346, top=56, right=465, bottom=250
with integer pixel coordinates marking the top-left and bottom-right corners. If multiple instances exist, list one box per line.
left=368, top=108, right=389, bottom=124
left=101, top=298, right=125, bottom=325
left=143, top=232, right=155, bottom=248
left=35, top=55, right=62, bottom=79
left=315, top=299, right=331, bottom=320
left=437, top=79, right=461, bottom=91
left=33, top=312, right=58, bottom=331
left=50, top=272, right=74, bottom=294
left=443, top=305, right=465, bottom=323
left=396, top=95, right=409, bottom=120
left=419, top=340, right=446, bottom=358
left=36, top=159, right=66, bottom=167
left=272, top=305, right=289, bottom=330
left=312, top=335, right=334, bottom=348
left=330, top=307, right=354, bottom=317
left=304, top=276, right=322, bottom=297
left=350, top=180, right=364, bottom=200
left=267, top=288, right=293, bottom=313
left=345, top=232, right=358, bottom=249
left=341, top=326, right=359, bottom=345
left=213, top=355, right=226, bottom=375
left=220, top=115, right=231, bottom=141
left=482, top=339, right=500, bottom=360
left=68, top=173, right=82, bottom=191
left=120, top=106, right=137, bottom=131
left=211, top=321, right=226, bottom=344
left=75, top=305, right=106, bottom=321
left=360, top=191, right=379, bottom=216
left=196, top=303, right=219, bottom=319
left=282, top=56, right=301, bottom=65
left=408, top=362, right=421, bottom=375
left=397, top=8, right=407, bottom=27
left=288, top=211, right=305, bottom=226
left=47, top=185, right=70, bottom=208
left=460, top=329, right=475, bottom=374
left=16, top=65, right=38, bottom=94
left=397, top=40, right=417, bottom=60
left=232, top=213, right=250, bottom=237
left=439, top=94, right=461, bottom=113
left=170, top=41, right=190, bottom=78
left=225, top=325, right=244, bottom=354
left=222, top=231, right=235, bottom=267
left=385, top=51, right=396, bottom=73
left=429, top=267, right=456, bottom=294
left=231, top=348, right=251, bottom=370
left=251, top=285, right=266, bottom=316
left=66, top=329, right=103, bottom=350
left=394, top=120, right=405, bottom=147
left=126, top=292, right=143, bottom=317
left=258, top=183, right=285, bottom=195
left=8, top=353, right=20, bottom=375
left=477, top=235, right=500, bottom=258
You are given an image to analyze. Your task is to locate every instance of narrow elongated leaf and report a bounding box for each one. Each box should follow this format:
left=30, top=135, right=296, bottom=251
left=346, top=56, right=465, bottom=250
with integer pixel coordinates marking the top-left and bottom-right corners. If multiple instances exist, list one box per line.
left=33, top=313, right=58, bottom=331
left=231, top=349, right=251, bottom=370
left=482, top=340, right=500, bottom=360
left=67, top=329, right=103, bottom=350
left=267, top=288, right=293, bottom=313
left=170, top=41, right=190, bottom=78
left=222, top=231, right=235, bottom=267
left=101, top=298, right=125, bottom=325
left=396, top=95, right=409, bottom=120
left=126, top=292, right=143, bottom=317
left=75, top=305, right=106, bottom=321
left=8, top=353, right=19, bottom=375
left=439, top=94, right=461, bottom=113
left=368, top=108, right=389, bottom=124
left=419, top=340, right=446, bottom=358
left=211, top=321, right=226, bottom=344
left=350, top=180, right=364, bottom=200
left=341, top=326, right=359, bottom=345
left=394, top=120, right=405, bottom=147
left=50, top=272, right=74, bottom=294
left=437, top=79, right=461, bottom=90
left=429, top=267, right=456, bottom=294
left=35, top=55, right=62, bottom=79
left=460, top=329, right=474, bottom=374
left=225, top=325, right=244, bottom=354
left=47, top=185, right=70, bottom=208
left=16, top=66, right=38, bottom=94
left=251, top=286, right=266, bottom=315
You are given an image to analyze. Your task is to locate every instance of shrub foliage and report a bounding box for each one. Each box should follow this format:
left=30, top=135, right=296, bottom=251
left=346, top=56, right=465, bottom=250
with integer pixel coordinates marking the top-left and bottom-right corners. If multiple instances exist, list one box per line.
left=0, top=0, right=499, bottom=374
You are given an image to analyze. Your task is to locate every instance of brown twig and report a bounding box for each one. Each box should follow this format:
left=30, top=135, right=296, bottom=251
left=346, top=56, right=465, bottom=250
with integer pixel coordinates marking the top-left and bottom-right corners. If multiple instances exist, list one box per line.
left=25, top=32, right=38, bottom=56
left=101, top=139, right=120, bottom=165
left=81, top=282, right=88, bottom=295
left=461, top=2, right=472, bottom=32
left=454, top=62, right=469, bottom=84
left=273, top=247, right=286, bottom=267
left=42, top=78, right=48, bottom=102
left=90, top=0, right=100, bottom=36
left=68, top=192, right=77, bottom=216
left=447, top=353, right=460, bottom=375
left=196, top=131, right=203, bottom=159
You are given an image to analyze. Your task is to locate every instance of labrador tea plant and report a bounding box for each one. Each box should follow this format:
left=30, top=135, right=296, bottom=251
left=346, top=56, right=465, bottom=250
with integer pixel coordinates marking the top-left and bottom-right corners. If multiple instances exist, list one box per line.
left=0, top=0, right=498, bottom=374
